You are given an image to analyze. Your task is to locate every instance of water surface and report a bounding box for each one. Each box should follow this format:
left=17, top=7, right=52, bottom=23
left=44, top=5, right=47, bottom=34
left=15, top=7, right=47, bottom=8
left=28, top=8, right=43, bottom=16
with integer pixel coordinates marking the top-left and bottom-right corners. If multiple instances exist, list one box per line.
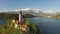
left=29, top=17, right=60, bottom=34
left=0, top=19, right=6, bottom=24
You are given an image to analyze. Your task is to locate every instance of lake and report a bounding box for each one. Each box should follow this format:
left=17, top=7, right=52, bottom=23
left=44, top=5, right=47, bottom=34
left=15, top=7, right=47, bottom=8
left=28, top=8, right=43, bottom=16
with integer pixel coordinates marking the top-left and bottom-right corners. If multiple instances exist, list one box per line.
left=29, top=17, right=60, bottom=34
left=0, top=17, right=60, bottom=34
left=0, top=19, right=6, bottom=24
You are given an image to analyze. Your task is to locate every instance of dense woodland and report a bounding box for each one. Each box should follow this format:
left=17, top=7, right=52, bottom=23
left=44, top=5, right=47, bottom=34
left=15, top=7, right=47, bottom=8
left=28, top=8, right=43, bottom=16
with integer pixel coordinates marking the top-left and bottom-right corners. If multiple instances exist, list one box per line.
left=0, top=13, right=35, bottom=19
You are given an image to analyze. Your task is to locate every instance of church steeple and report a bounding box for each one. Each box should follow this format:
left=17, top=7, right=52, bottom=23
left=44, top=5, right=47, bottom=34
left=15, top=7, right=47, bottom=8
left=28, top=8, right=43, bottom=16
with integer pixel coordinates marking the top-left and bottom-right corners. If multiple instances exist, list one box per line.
left=19, top=10, right=22, bottom=23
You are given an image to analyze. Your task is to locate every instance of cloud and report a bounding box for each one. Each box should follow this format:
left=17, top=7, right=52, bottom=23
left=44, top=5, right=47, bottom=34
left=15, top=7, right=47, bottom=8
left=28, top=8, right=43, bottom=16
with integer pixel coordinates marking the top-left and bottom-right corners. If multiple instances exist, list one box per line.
left=21, top=8, right=31, bottom=11
left=33, top=8, right=40, bottom=13
left=13, top=9, right=20, bottom=12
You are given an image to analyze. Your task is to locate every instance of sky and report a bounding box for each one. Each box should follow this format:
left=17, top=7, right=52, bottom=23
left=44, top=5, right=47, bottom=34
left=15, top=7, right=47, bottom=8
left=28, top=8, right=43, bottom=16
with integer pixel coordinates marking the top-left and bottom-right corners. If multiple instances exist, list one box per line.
left=0, top=0, right=60, bottom=11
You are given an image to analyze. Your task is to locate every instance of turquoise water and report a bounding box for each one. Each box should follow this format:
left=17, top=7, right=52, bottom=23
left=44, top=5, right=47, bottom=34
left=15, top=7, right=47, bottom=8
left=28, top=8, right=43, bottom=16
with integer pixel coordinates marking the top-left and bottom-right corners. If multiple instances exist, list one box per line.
left=29, top=17, right=60, bottom=34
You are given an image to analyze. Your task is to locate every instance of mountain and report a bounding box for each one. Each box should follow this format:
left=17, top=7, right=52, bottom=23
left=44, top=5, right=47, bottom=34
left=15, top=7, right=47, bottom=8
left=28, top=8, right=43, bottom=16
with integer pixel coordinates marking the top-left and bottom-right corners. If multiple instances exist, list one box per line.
left=0, top=8, right=60, bottom=17
left=21, top=8, right=43, bottom=15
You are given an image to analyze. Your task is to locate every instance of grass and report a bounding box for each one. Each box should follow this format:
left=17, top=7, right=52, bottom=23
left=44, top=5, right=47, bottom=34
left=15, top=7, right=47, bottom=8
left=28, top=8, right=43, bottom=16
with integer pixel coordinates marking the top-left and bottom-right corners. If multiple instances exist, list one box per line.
left=0, top=19, right=20, bottom=34
left=0, top=19, right=41, bottom=34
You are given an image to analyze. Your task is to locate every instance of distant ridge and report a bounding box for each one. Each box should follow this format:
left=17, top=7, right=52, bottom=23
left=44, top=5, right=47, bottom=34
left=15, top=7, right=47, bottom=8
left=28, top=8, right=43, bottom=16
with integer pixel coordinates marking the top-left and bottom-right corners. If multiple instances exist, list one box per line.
left=0, top=8, right=59, bottom=15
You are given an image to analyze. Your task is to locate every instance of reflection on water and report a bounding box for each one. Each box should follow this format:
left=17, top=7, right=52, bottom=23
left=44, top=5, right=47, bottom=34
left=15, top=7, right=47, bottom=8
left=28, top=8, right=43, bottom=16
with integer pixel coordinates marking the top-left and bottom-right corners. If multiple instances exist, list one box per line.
left=29, top=17, right=60, bottom=34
